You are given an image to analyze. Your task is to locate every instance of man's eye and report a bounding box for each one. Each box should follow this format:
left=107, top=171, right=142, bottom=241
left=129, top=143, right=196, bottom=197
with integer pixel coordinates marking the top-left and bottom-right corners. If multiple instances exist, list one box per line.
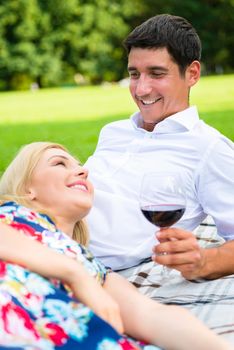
left=151, top=72, right=165, bottom=78
left=129, top=72, right=139, bottom=79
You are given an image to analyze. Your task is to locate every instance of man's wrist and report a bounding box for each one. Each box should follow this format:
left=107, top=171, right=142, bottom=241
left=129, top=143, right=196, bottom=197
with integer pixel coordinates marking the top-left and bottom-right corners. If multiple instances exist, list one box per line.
left=196, top=247, right=220, bottom=279
left=197, top=244, right=234, bottom=280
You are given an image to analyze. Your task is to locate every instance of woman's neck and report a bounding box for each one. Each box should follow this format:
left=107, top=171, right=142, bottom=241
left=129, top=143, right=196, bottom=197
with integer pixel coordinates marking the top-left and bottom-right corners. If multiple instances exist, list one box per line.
left=47, top=212, right=76, bottom=239
left=54, top=216, right=75, bottom=238
left=30, top=202, right=75, bottom=238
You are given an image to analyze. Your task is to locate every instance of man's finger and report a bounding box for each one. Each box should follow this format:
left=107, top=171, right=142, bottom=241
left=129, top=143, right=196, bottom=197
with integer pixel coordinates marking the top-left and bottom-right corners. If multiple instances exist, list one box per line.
left=153, top=237, right=200, bottom=254
left=153, top=250, right=202, bottom=266
left=156, top=228, right=194, bottom=241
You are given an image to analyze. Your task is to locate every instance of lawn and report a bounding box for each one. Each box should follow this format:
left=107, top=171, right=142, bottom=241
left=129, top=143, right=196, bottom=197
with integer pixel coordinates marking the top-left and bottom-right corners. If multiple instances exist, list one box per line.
left=0, top=74, right=233, bottom=173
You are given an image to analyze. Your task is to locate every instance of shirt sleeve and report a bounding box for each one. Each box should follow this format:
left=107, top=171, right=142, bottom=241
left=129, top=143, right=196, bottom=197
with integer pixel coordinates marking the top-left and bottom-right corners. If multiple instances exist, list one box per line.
left=0, top=203, right=110, bottom=284
left=196, top=137, right=234, bottom=240
left=0, top=203, right=43, bottom=241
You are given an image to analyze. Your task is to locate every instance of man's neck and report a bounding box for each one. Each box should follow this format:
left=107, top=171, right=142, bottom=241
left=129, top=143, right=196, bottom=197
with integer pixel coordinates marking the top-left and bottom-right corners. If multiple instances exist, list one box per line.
left=142, top=121, right=156, bottom=131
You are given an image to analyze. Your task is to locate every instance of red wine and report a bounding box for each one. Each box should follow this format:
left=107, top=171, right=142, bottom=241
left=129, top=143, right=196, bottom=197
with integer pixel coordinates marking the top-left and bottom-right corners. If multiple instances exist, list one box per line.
left=141, top=205, right=185, bottom=227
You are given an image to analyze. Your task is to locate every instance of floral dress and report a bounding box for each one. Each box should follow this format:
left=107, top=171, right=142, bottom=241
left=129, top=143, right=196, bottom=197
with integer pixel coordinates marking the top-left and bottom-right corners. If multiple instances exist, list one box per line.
left=0, top=202, right=160, bottom=350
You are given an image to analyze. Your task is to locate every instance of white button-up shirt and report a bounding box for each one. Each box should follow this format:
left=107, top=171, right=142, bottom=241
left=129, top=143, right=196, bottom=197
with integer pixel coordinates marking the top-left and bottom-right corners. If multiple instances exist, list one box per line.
left=85, top=106, right=234, bottom=270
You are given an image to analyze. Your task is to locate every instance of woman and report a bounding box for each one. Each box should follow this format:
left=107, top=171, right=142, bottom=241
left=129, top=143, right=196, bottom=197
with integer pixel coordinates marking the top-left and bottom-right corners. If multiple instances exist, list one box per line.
left=0, top=142, right=231, bottom=350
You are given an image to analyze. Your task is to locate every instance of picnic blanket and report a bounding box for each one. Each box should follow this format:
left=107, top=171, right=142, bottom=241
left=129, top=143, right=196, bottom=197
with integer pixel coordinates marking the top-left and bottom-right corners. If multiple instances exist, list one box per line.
left=119, top=218, right=234, bottom=346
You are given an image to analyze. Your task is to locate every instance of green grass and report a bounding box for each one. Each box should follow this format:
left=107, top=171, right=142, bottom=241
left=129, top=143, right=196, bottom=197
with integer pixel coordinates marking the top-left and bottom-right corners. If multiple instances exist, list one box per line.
left=0, top=85, right=136, bottom=123
left=191, top=74, right=234, bottom=138
left=0, top=74, right=233, bottom=173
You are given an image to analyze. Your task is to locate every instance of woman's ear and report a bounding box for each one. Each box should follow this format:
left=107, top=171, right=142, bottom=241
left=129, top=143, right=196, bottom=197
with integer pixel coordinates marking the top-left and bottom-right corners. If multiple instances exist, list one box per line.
left=26, top=188, right=36, bottom=201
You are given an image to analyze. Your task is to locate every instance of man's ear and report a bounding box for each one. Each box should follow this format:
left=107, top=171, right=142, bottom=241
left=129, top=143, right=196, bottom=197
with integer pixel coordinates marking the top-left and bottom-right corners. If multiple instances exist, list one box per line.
left=186, top=60, right=200, bottom=87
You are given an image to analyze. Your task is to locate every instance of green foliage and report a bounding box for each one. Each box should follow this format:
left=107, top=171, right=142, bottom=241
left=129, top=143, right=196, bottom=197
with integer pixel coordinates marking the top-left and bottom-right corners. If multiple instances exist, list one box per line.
left=0, top=0, right=136, bottom=88
left=0, top=0, right=64, bottom=89
left=0, top=0, right=233, bottom=90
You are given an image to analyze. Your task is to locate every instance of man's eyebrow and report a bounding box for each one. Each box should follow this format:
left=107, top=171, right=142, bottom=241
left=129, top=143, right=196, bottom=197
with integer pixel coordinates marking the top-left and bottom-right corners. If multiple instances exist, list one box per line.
left=128, top=66, right=168, bottom=72
left=149, top=66, right=168, bottom=72
left=128, top=67, right=138, bottom=71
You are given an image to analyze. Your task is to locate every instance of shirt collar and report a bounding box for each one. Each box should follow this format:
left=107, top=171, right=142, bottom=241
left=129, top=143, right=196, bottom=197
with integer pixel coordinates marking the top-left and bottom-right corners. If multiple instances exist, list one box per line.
left=130, top=106, right=199, bottom=134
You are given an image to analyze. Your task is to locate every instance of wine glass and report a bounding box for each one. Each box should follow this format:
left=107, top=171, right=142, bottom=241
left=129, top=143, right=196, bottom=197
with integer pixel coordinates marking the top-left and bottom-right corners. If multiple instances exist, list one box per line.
left=139, top=172, right=186, bottom=283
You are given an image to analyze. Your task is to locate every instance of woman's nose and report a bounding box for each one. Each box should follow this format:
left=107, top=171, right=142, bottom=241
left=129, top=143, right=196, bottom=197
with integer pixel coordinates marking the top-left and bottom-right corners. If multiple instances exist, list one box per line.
left=74, top=166, right=88, bottom=178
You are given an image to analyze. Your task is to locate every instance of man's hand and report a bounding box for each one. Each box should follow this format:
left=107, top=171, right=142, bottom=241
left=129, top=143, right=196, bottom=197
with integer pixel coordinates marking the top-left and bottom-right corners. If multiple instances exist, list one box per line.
left=153, top=228, right=234, bottom=280
left=152, top=228, right=207, bottom=280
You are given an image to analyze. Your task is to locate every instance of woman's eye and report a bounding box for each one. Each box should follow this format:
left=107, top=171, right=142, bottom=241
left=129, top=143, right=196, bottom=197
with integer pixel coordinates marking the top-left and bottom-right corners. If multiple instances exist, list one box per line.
left=55, top=161, right=66, bottom=166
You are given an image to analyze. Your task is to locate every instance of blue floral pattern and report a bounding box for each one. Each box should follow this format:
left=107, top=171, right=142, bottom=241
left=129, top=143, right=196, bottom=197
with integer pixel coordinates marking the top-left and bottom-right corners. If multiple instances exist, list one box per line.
left=0, top=202, right=160, bottom=350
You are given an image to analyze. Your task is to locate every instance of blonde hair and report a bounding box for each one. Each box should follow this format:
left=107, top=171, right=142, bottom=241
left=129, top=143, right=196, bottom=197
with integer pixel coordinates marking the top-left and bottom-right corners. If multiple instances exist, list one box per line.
left=0, top=142, right=89, bottom=246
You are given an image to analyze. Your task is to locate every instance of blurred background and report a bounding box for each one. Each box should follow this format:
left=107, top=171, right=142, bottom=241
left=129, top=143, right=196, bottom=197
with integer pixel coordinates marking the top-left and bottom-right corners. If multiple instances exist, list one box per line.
left=0, top=0, right=233, bottom=90
left=0, top=0, right=233, bottom=172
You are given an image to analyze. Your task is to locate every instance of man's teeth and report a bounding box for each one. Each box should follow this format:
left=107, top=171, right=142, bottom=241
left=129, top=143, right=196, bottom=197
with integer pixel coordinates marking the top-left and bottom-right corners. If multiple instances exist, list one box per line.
left=141, top=100, right=156, bottom=105
left=70, top=184, right=87, bottom=190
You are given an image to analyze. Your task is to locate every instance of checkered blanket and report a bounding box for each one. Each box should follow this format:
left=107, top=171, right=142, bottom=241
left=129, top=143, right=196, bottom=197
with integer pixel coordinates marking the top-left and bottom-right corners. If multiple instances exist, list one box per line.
left=119, top=218, right=234, bottom=345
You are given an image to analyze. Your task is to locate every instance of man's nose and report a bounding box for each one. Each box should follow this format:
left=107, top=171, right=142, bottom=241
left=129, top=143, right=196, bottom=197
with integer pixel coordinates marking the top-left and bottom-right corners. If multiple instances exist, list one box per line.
left=135, top=76, right=152, bottom=97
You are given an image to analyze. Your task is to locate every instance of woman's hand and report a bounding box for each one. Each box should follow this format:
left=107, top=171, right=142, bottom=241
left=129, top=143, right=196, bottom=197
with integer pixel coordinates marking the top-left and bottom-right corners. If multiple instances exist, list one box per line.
left=65, top=263, right=124, bottom=334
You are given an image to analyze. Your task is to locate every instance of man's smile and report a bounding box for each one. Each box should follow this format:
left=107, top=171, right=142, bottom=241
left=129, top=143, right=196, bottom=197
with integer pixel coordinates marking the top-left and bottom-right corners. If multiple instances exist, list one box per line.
left=137, top=96, right=162, bottom=106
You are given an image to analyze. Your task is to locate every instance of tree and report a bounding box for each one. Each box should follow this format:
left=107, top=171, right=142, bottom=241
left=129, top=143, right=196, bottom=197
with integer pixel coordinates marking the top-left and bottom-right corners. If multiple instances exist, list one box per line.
left=0, top=0, right=65, bottom=89
left=0, top=0, right=233, bottom=90
left=0, top=0, right=84, bottom=89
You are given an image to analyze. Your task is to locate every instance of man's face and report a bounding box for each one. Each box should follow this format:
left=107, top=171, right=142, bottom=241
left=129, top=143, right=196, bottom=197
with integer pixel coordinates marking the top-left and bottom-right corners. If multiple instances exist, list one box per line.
left=128, top=47, right=199, bottom=130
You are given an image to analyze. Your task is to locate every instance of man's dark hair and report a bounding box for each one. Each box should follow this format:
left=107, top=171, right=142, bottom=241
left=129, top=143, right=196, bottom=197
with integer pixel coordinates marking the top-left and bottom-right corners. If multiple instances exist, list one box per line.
left=123, top=14, right=201, bottom=75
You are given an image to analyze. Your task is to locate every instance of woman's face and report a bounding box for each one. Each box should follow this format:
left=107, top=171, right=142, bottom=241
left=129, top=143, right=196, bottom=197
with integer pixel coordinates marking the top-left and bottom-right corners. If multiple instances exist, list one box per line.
left=27, top=148, right=94, bottom=222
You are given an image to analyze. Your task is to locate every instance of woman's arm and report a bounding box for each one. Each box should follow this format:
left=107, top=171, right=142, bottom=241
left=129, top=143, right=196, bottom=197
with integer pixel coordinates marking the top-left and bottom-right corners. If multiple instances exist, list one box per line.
left=104, top=272, right=232, bottom=350
left=0, top=222, right=123, bottom=333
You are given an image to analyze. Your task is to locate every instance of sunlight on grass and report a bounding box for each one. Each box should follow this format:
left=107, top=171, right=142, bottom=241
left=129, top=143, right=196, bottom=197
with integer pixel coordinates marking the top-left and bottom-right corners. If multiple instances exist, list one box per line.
left=0, top=74, right=233, bottom=124
left=190, top=75, right=234, bottom=138
left=0, top=85, right=136, bottom=124
left=0, top=74, right=233, bottom=172
left=191, top=74, right=234, bottom=111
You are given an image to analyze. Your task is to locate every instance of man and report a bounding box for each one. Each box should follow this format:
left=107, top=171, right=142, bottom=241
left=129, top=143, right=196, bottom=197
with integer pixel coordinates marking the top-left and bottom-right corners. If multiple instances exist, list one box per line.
left=85, top=14, right=234, bottom=280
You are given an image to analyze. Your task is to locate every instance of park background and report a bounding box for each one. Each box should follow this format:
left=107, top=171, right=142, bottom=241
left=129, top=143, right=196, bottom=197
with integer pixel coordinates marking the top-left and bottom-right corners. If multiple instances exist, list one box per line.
left=0, top=0, right=233, bottom=172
